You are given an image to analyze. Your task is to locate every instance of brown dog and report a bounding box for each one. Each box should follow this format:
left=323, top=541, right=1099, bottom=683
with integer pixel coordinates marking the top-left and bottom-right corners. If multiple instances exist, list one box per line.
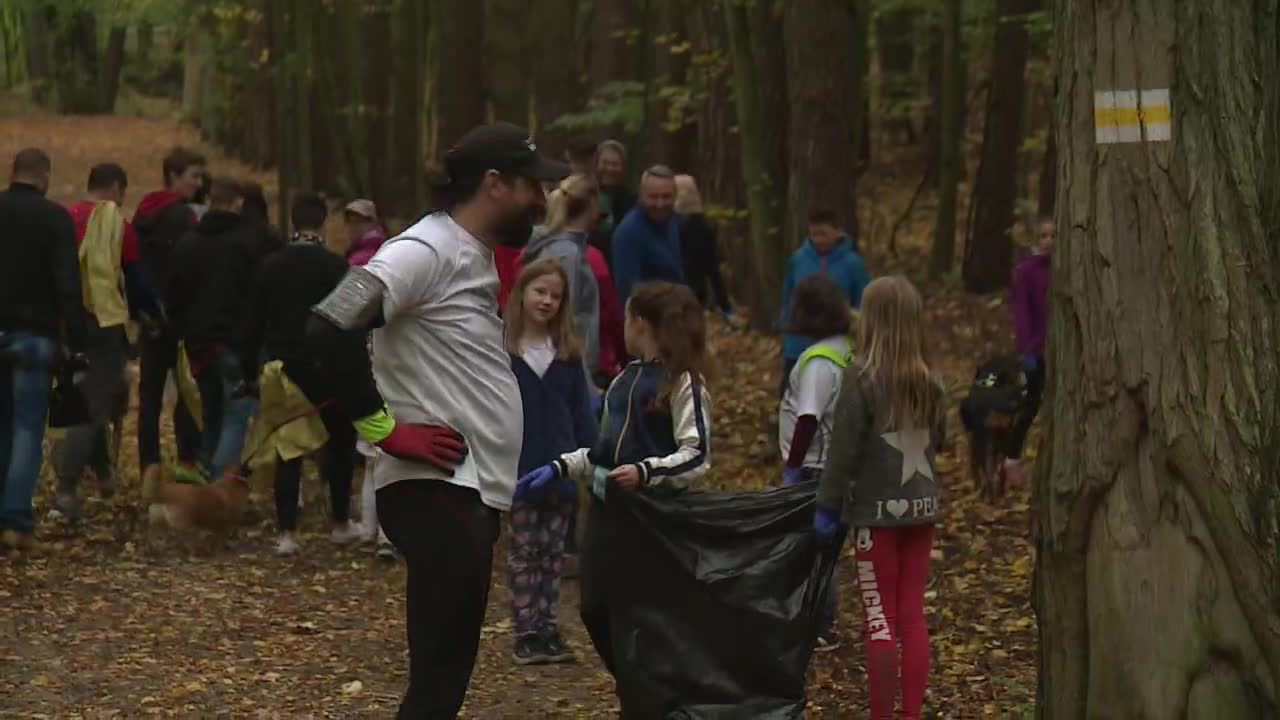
left=145, top=464, right=250, bottom=532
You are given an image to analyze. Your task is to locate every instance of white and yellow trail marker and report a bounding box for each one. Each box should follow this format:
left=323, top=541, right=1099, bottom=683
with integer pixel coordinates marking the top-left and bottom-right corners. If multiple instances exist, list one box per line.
left=1095, top=88, right=1171, bottom=144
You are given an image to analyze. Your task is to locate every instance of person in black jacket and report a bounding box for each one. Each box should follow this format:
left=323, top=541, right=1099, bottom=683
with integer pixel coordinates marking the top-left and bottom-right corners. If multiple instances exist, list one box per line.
left=0, top=148, right=88, bottom=551
left=674, top=174, right=737, bottom=326
left=238, top=192, right=364, bottom=556
left=134, top=147, right=205, bottom=482
left=167, top=177, right=258, bottom=481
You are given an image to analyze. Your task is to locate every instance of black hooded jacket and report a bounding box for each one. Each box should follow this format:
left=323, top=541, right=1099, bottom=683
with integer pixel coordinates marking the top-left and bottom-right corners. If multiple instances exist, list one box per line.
left=0, top=182, right=87, bottom=348
left=166, top=209, right=259, bottom=355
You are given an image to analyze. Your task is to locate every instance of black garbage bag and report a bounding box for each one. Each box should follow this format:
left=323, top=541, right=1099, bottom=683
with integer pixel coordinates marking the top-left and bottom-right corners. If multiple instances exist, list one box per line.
left=603, top=481, right=840, bottom=719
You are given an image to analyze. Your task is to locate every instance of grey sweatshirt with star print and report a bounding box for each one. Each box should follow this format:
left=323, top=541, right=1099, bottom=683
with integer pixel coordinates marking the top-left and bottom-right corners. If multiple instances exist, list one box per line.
left=816, top=369, right=947, bottom=528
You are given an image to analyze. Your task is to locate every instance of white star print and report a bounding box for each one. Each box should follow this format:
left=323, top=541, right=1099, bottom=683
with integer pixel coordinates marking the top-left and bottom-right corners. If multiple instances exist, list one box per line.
left=882, top=429, right=933, bottom=486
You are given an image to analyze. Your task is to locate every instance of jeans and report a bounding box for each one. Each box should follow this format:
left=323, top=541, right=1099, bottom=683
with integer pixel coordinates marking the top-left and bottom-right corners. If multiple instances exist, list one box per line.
left=274, top=404, right=355, bottom=532
left=194, top=348, right=256, bottom=479
left=377, top=480, right=499, bottom=719
left=55, top=322, right=127, bottom=497
left=137, top=330, right=199, bottom=468
left=0, top=332, right=57, bottom=533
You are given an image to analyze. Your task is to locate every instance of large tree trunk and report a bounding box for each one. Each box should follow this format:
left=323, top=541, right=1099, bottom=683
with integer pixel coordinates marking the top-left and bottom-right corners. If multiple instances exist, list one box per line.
left=485, top=0, right=530, bottom=126
left=97, top=26, right=126, bottom=113
left=432, top=0, right=486, bottom=154
left=783, top=1, right=857, bottom=250
left=724, top=0, right=785, bottom=330
left=930, top=0, right=964, bottom=279
left=51, top=8, right=100, bottom=114
left=529, top=0, right=583, bottom=156
left=963, top=0, right=1037, bottom=294
left=1036, top=0, right=1280, bottom=717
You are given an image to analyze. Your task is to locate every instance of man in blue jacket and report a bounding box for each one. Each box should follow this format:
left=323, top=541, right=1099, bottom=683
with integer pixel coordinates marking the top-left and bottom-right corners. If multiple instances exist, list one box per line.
left=611, top=165, right=684, bottom=304
left=778, top=208, right=871, bottom=394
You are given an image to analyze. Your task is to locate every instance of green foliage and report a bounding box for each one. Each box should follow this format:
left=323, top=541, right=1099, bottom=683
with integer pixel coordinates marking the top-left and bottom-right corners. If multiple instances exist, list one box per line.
left=550, top=80, right=647, bottom=135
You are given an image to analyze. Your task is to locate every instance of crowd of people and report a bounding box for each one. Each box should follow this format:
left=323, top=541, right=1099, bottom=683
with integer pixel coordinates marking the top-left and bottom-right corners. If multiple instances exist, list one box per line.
left=0, top=119, right=1051, bottom=719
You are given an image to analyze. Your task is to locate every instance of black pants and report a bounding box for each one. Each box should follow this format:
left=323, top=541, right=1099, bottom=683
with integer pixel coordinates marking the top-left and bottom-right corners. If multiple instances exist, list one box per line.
left=137, top=330, right=199, bottom=468
left=1007, top=361, right=1045, bottom=459
left=377, top=480, right=499, bottom=719
left=274, top=404, right=356, bottom=531
left=579, top=498, right=617, bottom=674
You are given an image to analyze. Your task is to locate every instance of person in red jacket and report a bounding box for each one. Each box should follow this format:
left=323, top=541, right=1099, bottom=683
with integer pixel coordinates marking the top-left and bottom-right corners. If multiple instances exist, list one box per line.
left=134, top=147, right=205, bottom=482
left=52, top=163, right=161, bottom=519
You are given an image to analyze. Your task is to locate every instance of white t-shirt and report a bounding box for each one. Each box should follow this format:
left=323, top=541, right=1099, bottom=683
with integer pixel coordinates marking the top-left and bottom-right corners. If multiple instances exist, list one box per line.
left=778, top=335, right=848, bottom=470
left=521, top=336, right=556, bottom=378
left=363, top=213, right=523, bottom=511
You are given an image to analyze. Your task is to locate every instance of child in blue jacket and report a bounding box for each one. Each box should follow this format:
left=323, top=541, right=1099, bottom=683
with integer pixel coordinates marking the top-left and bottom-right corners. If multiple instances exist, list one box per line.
left=778, top=208, right=871, bottom=394
left=515, top=280, right=713, bottom=676
left=504, top=259, right=599, bottom=666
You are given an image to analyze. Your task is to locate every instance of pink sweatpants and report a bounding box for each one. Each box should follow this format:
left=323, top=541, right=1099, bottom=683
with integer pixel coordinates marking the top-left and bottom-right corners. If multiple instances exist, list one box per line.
left=853, top=524, right=935, bottom=720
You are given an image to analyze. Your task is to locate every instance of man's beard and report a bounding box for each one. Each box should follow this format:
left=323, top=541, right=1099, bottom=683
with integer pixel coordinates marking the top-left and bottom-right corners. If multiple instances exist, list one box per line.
left=494, top=206, right=541, bottom=248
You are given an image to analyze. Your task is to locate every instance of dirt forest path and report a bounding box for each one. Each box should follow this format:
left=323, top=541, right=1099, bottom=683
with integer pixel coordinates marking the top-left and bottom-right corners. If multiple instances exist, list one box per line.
left=0, top=114, right=1038, bottom=718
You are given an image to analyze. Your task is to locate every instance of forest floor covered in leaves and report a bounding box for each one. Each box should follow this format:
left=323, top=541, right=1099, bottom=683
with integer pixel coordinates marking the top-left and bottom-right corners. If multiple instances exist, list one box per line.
left=0, top=112, right=1038, bottom=717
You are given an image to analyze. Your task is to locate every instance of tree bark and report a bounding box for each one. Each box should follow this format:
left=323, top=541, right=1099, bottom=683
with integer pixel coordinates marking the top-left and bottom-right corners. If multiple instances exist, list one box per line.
left=485, top=0, right=530, bottom=126
left=1036, top=0, right=1280, bottom=717
left=23, top=5, right=53, bottom=105
left=97, top=25, right=126, bottom=113
left=392, top=0, right=429, bottom=215
left=725, top=0, right=784, bottom=330
left=930, top=0, right=964, bottom=279
left=52, top=8, right=100, bottom=114
left=783, top=0, right=857, bottom=250
left=963, top=0, right=1037, bottom=294
left=529, top=0, right=584, bottom=155
left=432, top=0, right=487, bottom=154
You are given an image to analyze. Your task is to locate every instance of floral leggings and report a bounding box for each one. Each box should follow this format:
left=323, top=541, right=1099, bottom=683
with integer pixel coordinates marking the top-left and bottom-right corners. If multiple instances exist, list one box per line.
left=509, top=497, right=575, bottom=638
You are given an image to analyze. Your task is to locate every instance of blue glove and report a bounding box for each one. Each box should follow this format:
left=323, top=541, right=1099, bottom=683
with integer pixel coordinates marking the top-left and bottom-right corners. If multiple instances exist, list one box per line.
left=556, top=475, right=578, bottom=503
left=1021, top=354, right=1039, bottom=373
left=514, top=464, right=558, bottom=502
left=782, top=466, right=805, bottom=487
left=813, top=506, right=843, bottom=541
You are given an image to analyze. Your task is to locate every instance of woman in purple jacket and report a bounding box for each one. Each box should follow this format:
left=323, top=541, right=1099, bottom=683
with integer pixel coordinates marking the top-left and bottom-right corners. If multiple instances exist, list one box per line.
left=1005, top=217, right=1053, bottom=485
left=342, top=198, right=386, bottom=267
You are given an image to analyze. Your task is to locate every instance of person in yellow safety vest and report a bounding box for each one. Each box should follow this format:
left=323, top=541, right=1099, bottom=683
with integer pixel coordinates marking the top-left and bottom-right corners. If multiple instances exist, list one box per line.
left=778, top=274, right=857, bottom=653
left=50, top=163, right=161, bottom=521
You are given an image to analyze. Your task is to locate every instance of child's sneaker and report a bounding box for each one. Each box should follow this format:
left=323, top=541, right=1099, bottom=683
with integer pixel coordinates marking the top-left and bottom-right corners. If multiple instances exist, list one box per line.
left=541, top=631, right=576, bottom=664
left=512, top=635, right=550, bottom=665
left=173, top=462, right=208, bottom=485
left=274, top=533, right=301, bottom=556
left=376, top=536, right=398, bottom=561
left=330, top=521, right=364, bottom=546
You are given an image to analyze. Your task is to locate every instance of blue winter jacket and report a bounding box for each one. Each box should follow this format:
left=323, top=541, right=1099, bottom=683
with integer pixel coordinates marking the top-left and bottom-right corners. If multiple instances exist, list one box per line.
left=779, top=235, right=871, bottom=360
left=554, top=360, right=711, bottom=496
left=512, top=356, right=599, bottom=477
left=611, top=206, right=684, bottom=304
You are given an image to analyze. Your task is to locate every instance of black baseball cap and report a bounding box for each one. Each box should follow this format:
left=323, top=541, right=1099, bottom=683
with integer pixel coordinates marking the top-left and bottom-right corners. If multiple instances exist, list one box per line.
left=444, top=123, right=570, bottom=184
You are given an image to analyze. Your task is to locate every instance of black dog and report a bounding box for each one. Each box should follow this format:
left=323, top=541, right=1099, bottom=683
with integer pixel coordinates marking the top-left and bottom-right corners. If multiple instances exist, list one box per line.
left=959, top=356, right=1026, bottom=501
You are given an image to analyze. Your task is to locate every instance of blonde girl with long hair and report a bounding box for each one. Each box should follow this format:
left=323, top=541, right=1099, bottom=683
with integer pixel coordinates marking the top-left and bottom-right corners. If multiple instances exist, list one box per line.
left=503, top=259, right=598, bottom=666
left=522, top=173, right=604, bottom=375
left=815, top=276, right=945, bottom=720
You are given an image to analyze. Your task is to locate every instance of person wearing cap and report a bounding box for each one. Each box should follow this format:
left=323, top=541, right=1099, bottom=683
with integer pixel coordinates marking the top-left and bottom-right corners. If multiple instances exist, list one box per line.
left=306, top=122, right=569, bottom=718
left=343, top=199, right=386, bottom=267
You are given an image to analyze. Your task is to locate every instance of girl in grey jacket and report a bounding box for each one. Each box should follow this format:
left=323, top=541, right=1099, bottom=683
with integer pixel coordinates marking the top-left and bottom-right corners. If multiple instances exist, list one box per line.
left=814, top=276, right=946, bottom=720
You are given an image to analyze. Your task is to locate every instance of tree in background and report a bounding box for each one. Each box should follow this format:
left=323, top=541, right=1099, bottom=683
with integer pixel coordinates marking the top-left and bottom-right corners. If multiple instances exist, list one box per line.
left=963, top=0, right=1040, bottom=294
left=783, top=0, right=860, bottom=250
left=1036, top=0, right=1280, bottom=715
left=930, top=0, right=964, bottom=279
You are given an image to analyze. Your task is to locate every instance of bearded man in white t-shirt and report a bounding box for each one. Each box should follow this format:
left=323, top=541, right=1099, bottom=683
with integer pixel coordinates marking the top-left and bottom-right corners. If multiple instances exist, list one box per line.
left=307, top=123, right=569, bottom=719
